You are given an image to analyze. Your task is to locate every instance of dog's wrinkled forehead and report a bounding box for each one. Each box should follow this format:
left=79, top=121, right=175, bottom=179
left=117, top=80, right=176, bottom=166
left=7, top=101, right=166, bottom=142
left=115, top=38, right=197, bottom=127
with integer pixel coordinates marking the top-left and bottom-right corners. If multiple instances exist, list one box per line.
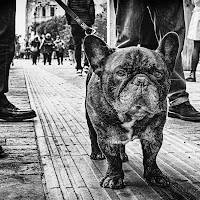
left=108, top=47, right=165, bottom=71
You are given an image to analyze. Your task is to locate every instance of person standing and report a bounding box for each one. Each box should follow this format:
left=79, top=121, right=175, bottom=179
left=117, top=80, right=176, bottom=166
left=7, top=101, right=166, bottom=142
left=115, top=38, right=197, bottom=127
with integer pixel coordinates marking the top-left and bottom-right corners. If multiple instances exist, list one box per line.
left=30, top=35, right=40, bottom=65
left=186, top=0, right=200, bottom=82
left=114, top=0, right=200, bottom=122
left=54, top=35, right=65, bottom=65
left=40, top=33, right=54, bottom=65
left=0, top=0, right=37, bottom=156
left=66, top=0, right=95, bottom=76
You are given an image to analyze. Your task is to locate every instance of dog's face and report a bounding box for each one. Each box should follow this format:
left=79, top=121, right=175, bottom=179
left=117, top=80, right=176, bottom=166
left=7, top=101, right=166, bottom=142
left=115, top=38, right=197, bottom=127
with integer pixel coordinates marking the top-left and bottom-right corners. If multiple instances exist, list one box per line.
left=100, top=46, right=172, bottom=123
left=84, top=32, right=179, bottom=144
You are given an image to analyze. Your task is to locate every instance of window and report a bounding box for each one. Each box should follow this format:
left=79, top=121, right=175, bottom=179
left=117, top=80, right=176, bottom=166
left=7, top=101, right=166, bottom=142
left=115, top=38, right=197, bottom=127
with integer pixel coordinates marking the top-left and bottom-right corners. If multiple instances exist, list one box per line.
left=42, top=7, right=46, bottom=17
left=50, top=6, right=55, bottom=17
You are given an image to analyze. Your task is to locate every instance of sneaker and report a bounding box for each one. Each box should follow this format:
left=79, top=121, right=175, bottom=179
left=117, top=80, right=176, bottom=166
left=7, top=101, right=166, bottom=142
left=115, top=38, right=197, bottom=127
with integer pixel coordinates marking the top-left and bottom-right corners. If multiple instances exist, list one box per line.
left=76, top=69, right=82, bottom=76
left=168, top=101, right=200, bottom=122
left=84, top=65, right=89, bottom=74
left=186, top=72, right=196, bottom=82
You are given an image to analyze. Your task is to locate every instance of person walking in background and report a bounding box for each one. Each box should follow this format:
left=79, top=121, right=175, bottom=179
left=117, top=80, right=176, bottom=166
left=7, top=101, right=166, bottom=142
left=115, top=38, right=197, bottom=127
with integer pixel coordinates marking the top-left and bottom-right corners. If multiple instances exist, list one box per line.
left=40, top=33, right=54, bottom=65
left=186, top=0, right=200, bottom=82
left=66, top=0, right=95, bottom=76
left=114, top=0, right=200, bottom=122
left=30, top=35, right=40, bottom=65
left=0, top=0, right=37, bottom=156
left=68, top=34, right=76, bottom=65
left=54, top=35, right=65, bottom=65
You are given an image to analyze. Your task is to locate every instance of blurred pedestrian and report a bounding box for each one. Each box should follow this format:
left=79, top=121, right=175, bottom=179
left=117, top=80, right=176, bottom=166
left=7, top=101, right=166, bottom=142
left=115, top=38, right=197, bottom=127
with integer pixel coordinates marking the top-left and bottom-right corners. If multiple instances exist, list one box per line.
left=40, top=33, right=54, bottom=65
left=0, top=0, right=37, bottom=156
left=186, top=0, right=200, bottom=82
left=30, top=35, right=40, bottom=65
left=66, top=0, right=95, bottom=76
left=54, top=35, right=65, bottom=65
left=68, top=34, right=76, bottom=65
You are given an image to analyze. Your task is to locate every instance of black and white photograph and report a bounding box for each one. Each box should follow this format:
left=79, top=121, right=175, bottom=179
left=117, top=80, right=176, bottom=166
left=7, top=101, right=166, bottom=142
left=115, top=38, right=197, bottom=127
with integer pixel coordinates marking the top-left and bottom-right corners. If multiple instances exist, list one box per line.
left=0, top=0, right=200, bottom=199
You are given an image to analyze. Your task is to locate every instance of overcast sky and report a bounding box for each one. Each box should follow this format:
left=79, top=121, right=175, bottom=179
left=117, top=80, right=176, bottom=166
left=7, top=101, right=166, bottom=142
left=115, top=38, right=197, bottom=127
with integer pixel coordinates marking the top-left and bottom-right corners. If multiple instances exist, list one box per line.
left=16, top=0, right=27, bottom=38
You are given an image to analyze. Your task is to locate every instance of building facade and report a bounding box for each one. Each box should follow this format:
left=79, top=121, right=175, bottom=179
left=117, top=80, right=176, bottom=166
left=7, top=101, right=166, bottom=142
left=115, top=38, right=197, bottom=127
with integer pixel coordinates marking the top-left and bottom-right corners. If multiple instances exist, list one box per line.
left=25, top=0, right=67, bottom=41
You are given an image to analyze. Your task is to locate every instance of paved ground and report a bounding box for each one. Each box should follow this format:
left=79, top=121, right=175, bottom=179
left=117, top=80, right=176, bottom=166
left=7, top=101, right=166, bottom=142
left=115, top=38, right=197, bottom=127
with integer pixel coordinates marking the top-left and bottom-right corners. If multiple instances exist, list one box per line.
left=1, top=59, right=200, bottom=199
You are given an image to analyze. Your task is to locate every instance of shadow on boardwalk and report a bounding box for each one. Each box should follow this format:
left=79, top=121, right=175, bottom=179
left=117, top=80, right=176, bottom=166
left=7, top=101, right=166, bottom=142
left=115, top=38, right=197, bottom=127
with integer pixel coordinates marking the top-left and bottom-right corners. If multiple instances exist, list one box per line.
left=1, top=59, right=200, bottom=200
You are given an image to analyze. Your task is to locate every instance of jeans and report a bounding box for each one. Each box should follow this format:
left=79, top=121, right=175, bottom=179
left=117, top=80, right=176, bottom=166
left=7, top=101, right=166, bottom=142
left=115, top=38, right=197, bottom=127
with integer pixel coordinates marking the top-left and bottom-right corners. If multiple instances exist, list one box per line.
left=71, top=24, right=87, bottom=71
left=115, top=0, right=188, bottom=106
left=0, top=0, right=15, bottom=95
left=55, top=51, right=64, bottom=64
left=43, top=53, right=52, bottom=65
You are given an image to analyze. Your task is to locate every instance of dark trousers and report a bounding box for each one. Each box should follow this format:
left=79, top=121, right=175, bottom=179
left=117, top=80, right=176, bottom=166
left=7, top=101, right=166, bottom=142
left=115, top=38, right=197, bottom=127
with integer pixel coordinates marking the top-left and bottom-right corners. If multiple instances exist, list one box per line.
left=115, top=0, right=188, bottom=106
left=32, top=52, right=38, bottom=64
left=43, top=53, right=52, bottom=65
left=55, top=51, right=64, bottom=64
left=71, top=24, right=86, bottom=70
left=0, top=0, right=15, bottom=95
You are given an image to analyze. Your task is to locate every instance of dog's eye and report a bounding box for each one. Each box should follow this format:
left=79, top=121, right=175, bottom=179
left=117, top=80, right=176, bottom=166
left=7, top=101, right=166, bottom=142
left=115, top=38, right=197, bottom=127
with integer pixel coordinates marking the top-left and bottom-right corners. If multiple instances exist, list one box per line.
left=154, top=71, right=162, bottom=79
left=116, top=70, right=127, bottom=77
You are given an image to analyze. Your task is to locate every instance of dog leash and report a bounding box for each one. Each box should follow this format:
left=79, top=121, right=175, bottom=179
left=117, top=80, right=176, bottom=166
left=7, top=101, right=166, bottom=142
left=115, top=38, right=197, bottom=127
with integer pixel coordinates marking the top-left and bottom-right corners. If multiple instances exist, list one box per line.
left=55, top=0, right=96, bottom=35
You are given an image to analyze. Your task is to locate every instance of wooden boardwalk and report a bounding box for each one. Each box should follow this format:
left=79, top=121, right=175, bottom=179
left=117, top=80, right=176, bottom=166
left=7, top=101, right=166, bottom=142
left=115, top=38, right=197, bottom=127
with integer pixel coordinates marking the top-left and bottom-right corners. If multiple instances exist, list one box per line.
left=3, top=59, right=200, bottom=199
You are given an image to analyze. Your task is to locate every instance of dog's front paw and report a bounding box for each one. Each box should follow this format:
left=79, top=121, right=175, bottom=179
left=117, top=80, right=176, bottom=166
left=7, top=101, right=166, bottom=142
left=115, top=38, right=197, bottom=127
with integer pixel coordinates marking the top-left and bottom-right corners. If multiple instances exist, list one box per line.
left=145, top=169, right=170, bottom=187
left=100, top=175, right=124, bottom=189
left=90, top=152, right=105, bottom=160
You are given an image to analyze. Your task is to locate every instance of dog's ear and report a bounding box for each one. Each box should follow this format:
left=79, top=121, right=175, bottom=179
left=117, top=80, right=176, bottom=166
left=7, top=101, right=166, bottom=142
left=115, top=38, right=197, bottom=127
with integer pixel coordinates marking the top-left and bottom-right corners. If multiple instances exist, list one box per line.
left=83, top=35, right=114, bottom=76
left=156, top=32, right=179, bottom=74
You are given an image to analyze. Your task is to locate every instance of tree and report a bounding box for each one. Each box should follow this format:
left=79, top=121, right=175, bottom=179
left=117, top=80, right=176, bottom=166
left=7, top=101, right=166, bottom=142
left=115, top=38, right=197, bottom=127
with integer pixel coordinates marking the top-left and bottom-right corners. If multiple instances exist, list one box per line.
left=93, top=3, right=107, bottom=41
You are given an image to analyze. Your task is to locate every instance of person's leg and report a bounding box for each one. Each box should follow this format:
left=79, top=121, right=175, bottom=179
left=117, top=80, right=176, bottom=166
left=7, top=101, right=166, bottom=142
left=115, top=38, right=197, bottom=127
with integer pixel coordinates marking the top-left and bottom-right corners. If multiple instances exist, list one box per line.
left=43, top=53, right=47, bottom=65
left=71, top=24, right=84, bottom=72
left=149, top=0, right=200, bottom=121
left=56, top=51, right=60, bottom=64
left=115, top=0, right=146, bottom=48
left=140, top=8, right=158, bottom=50
left=60, top=52, right=64, bottom=64
left=48, top=53, right=52, bottom=65
left=186, top=40, right=200, bottom=82
left=33, top=53, right=37, bottom=64
left=0, top=0, right=36, bottom=121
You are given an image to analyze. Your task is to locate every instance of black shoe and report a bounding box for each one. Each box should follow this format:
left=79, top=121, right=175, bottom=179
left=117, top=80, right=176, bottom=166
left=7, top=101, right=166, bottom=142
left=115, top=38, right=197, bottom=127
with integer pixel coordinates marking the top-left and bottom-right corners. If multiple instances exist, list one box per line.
left=168, top=101, right=200, bottom=122
left=0, top=98, right=36, bottom=121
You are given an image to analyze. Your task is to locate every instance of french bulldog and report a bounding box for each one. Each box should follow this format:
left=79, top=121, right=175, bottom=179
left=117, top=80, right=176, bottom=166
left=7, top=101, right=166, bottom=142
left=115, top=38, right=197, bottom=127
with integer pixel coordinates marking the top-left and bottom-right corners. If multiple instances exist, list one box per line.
left=84, top=32, right=179, bottom=189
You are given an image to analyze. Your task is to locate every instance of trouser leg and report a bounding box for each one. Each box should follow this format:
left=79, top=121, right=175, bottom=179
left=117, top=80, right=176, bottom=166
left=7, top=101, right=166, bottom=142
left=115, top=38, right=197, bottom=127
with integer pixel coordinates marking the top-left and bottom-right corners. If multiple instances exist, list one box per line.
left=115, top=0, right=146, bottom=48
left=71, top=24, right=85, bottom=70
left=149, top=0, right=188, bottom=106
left=56, top=51, right=60, bottom=64
left=0, top=0, right=16, bottom=95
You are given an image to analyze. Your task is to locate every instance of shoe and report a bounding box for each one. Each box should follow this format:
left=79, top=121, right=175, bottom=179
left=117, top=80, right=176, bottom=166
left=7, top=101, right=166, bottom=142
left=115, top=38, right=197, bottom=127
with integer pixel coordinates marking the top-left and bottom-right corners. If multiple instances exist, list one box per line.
left=0, top=96, right=36, bottom=121
left=168, top=101, right=200, bottom=122
left=76, top=69, right=82, bottom=76
left=84, top=65, right=89, bottom=74
left=186, top=72, right=196, bottom=82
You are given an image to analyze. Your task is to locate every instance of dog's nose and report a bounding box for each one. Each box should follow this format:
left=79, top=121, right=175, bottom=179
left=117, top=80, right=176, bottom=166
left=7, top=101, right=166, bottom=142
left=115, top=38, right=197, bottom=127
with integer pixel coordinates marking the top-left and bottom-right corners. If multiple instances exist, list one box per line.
left=135, top=76, right=149, bottom=87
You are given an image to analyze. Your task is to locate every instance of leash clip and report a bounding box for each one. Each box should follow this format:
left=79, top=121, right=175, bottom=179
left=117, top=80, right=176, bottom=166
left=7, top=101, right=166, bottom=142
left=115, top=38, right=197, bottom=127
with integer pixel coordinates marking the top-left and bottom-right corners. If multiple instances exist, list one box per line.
left=85, top=27, right=96, bottom=35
